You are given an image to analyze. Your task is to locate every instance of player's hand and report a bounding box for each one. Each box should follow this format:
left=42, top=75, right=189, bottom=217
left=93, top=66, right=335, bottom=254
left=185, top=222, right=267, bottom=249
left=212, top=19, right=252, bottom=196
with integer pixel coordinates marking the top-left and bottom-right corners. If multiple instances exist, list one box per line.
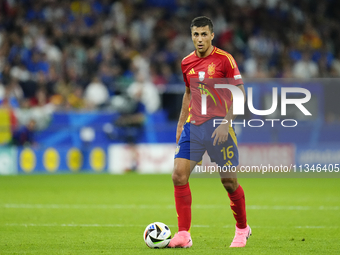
left=176, top=125, right=184, bottom=144
left=211, top=124, right=229, bottom=146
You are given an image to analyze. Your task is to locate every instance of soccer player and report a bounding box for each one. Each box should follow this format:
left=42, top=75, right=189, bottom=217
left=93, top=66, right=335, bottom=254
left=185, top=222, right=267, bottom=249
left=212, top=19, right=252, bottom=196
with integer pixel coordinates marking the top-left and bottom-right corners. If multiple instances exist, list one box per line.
left=168, top=16, right=251, bottom=248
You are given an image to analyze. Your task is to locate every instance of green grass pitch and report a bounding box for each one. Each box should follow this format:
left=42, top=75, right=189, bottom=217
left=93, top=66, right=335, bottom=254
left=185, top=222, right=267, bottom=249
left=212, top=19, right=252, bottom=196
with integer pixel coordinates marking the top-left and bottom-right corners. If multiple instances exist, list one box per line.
left=0, top=174, right=339, bottom=254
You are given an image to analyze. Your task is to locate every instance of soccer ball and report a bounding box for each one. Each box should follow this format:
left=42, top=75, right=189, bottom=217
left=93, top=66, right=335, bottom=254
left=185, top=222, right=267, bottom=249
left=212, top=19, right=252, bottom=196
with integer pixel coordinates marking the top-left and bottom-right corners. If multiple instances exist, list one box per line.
left=143, top=222, right=171, bottom=248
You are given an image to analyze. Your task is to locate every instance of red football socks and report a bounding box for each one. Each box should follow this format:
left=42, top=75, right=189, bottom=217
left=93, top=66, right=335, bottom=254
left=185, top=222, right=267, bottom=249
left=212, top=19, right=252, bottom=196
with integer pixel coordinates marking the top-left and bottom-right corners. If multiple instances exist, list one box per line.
left=228, top=185, right=247, bottom=229
left=174, top=183, right=192, bottom=232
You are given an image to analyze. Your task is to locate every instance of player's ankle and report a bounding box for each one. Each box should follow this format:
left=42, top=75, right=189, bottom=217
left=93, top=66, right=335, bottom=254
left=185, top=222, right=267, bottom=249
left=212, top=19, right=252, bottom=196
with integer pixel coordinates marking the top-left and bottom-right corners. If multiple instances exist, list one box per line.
left=236, top=224, right=248, bottom=230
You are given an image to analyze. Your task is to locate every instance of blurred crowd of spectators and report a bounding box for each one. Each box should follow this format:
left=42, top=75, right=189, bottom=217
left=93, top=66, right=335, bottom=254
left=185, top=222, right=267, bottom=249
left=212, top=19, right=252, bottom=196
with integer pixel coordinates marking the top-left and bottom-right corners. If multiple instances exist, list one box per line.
left=1, top=0, right=340, bottom=119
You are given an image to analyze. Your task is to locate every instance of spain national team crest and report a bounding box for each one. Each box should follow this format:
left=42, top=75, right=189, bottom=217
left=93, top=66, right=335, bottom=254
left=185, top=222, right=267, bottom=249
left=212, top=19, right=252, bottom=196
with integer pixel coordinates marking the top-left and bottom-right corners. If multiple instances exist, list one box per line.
left=199, top=71, right=205, bottom=81
left=208, top=63, right=216, bottom=76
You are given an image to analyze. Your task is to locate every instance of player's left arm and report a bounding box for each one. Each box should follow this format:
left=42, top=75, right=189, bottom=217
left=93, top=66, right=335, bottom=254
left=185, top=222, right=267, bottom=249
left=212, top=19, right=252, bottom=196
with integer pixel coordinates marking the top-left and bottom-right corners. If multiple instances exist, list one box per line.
left=211, top=84, right=246, bottom=146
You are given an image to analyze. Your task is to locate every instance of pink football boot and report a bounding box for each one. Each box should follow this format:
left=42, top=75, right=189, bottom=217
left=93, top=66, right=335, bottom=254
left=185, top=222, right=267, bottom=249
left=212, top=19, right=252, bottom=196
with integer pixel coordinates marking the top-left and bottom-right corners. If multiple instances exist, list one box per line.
left=168, top=231, right=193, bottom=248
left=230, top=225, right=252, bottom=247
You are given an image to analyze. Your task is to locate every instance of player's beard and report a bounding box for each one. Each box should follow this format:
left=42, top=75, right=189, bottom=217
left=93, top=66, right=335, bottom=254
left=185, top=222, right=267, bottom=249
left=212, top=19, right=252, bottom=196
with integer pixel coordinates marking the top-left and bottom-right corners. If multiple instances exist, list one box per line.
left=197, top=44, right=211, bottom=55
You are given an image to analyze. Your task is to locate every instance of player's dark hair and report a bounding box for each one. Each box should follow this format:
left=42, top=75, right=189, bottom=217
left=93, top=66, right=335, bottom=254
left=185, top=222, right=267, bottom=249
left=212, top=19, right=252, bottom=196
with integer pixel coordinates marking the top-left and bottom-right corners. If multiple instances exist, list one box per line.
left=190, top=16, right=214, bottom=33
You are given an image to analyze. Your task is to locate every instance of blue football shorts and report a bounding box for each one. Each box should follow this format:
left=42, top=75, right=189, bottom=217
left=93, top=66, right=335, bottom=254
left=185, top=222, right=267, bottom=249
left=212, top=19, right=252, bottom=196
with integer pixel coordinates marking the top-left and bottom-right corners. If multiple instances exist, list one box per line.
left=174, top=118, right=239, bottom=167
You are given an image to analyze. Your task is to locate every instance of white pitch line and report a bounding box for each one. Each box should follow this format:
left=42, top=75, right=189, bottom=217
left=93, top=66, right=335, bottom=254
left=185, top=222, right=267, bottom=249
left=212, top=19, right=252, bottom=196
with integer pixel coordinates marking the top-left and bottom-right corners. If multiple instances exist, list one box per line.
left=1, top=204, right=339, bottom=210
left=4, top=223, right=339, bottom=229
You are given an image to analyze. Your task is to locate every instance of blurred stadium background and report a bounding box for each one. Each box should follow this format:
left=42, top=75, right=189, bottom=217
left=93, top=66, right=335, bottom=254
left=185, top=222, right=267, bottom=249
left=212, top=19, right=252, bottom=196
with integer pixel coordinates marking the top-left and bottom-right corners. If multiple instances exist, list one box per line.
left=1, top=0, right=340, bottom=174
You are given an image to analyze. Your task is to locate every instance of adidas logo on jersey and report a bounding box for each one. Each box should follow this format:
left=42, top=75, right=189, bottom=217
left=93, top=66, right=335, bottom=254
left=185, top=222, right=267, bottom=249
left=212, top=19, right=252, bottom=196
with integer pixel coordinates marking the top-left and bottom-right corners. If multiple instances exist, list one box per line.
left=188, top=68, right=195, bottom=74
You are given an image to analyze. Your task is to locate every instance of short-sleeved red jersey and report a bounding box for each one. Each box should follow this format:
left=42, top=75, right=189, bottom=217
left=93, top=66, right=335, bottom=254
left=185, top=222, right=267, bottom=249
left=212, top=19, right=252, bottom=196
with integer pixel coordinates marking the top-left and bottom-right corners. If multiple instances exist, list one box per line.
left=181, top=47, right=243, bottom=125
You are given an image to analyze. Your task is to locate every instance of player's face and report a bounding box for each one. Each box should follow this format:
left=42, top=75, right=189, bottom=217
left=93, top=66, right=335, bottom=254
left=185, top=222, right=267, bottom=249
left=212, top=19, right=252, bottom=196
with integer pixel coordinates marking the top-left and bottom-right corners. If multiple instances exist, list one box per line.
left=191, top=25, right=214, bottom=57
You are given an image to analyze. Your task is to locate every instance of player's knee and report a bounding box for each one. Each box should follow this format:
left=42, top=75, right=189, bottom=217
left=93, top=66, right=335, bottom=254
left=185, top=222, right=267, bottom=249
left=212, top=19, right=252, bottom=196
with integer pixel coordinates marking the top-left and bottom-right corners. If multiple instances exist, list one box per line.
left=172, top=171, right=189, bottom=186
left=221, top=178, right=238, bottom=193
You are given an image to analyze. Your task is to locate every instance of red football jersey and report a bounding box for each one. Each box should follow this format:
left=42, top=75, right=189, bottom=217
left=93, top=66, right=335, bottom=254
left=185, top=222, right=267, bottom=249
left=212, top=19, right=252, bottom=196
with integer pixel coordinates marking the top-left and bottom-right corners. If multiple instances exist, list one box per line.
left=181, top=47, right=243, bottom=125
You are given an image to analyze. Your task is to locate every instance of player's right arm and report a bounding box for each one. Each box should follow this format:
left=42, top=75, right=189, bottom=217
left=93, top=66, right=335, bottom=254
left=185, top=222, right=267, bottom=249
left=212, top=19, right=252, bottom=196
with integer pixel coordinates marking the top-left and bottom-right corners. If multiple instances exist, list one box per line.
left=176, top=86, right=190, bottom=144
